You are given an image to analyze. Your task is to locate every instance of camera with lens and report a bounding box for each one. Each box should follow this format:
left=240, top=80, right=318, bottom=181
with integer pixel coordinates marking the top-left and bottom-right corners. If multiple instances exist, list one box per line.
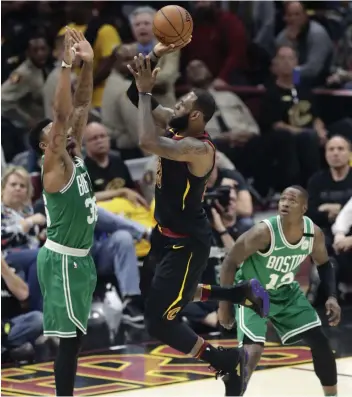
left=203, top=185, right=231, bottom=221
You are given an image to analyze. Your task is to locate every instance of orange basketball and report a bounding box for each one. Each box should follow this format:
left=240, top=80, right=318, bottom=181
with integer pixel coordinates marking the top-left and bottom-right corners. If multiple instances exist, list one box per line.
left=153, top=5, right=193, bottom=47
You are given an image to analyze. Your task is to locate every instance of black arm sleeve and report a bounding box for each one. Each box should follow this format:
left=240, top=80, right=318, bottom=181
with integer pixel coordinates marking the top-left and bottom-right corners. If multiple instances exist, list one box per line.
left=126, top=57, right=160, bottom=110
left=317, top=261, right=337, bottom=298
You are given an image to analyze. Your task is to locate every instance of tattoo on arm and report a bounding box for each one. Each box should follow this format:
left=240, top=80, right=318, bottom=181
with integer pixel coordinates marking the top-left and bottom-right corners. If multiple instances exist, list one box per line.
left=70, top=61, right=93, bottom=146
left=220, top=223, right=271, bottom=286
left=154, top=137, right=210, bottom=161
left=312, top=225, right=329, bottom=265
left=48, top=67, right=72, bottom=156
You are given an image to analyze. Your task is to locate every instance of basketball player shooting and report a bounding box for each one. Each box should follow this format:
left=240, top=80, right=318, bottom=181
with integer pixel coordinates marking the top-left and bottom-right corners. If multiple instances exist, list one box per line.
left=28, top=28, right=97, bottom=396
left=126, top=41, right=269, bottom=395
left=220, top=186, right=341, bottom=396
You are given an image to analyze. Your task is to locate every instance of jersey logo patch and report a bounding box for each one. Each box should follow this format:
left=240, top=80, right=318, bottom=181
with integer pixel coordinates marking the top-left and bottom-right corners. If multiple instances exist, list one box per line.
left=172, top=245, right=184, bottom=250
left=301, top=240, right=309, bottom=250
left=73, top=262, right=78, bottom=269
left=274, top=246, right=285, bottom=251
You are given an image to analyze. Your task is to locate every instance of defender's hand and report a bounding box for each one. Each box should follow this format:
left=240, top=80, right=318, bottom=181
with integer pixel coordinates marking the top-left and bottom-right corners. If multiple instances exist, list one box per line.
left=218, top=301, right=235, bottom=330
left=325, top=297, right=341, bottom=326
left=69, top=29, right=94, bottom=63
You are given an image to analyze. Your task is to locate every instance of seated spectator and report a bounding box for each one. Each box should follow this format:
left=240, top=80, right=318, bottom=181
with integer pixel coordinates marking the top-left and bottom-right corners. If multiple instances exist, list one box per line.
left=57, top=2, right=121, bottom=109
left=326, top=8, right=352, bottom=89
left=92, top=207, right=146, bottom=327
left=1, top=255, right=49, bottom=361
left=185, top=59, right=260, bottom=172
left=181, top=1, right=248, bottom=87
left=1, top=34, right=51, bottom=162
left=307, top=135, right=352, bottom=240
left=1, top=166, right=45, bottom=311
left=206, top=161, right=254, bottom=235
left=276, top=1, right=333, bottom=86
left=262, top=45, right=324, bottom=187
left=84, top=122, right=148, bottom=207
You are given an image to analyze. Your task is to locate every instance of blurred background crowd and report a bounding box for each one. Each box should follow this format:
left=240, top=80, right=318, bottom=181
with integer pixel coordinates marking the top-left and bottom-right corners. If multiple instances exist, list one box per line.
left=1, top=0, right=352, bottom=362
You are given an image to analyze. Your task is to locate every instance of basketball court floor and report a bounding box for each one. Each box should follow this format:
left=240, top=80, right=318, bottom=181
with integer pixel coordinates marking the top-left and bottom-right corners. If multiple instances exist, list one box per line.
left=2, top=305, right=352, bottom=397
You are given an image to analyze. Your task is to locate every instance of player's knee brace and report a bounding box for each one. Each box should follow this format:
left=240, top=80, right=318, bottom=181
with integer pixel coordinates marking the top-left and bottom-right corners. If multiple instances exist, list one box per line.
left=302, top=327, right=337, bottom=386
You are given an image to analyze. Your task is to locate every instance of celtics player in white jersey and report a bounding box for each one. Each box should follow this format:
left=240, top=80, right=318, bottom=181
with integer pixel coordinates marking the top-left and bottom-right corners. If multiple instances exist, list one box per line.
left=29, top=28, right=96, bottom=396
left=219, top=186, right=341, bottom=396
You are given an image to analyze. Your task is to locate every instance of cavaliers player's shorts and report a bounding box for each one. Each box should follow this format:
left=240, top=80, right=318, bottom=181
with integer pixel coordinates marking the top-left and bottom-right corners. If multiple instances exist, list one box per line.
left=141, top=226, right=211, bottom=321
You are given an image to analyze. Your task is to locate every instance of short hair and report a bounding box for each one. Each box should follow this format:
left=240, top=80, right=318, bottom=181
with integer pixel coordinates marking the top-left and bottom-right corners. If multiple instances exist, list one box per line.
left=27, top=33, right=48, bottom=49
left=289, top=185, right=309, bottom=202
left=29, top=118, right=52, bottom=155
left=193, top=88, right=216, bottom=123
left=327, top=134, right=352, bottom=150
left=129, top=6, right=156, bottom=24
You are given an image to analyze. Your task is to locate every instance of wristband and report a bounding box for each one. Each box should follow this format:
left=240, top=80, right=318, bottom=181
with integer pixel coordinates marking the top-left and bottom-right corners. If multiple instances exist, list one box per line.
left=61, top=60, right=72, bottom=68
left=152, top=50, right=160, bottom=59
left=139, top=92, right=152, bottom=96
left=218, top=230, right=229, bottom=236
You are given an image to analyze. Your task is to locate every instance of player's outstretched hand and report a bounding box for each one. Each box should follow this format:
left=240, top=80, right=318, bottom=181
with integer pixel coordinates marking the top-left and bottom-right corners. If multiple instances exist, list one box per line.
left=63, top=27, right=74, bottom=66
left=153, top=37, right=192, bottom=58
left=325, top=296, right=341, bottom=326
left=69, top=28, right=94, bottom=64
left=127, top=54, right=160, bottom=93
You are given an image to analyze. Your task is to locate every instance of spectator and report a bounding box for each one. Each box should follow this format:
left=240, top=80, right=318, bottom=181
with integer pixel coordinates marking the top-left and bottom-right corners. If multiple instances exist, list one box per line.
left=57, top=2, right=121, bottom=109
left=307, top=135, right=352, bottom=245
left=127, top=6, right=180, bottom=107
left=185, top=59, right=260, bottom=172
left=101, top=58, right=143, bottom=160
left=92, top=207, right=146, bottom=327
left=1, top=166, right=45, bottom=311
left=1, top=255, right=47, bottom=360
left=206, top=161, right=254, bottom=235
left=84, top=122, right=148, bottom=207
left=262, top=45, right=324, bottom=187
left=181, top=1, right=248, bottom=87
left=1, top=33, right=51, bottom=162
left=276, top=1, right=333, bottom=86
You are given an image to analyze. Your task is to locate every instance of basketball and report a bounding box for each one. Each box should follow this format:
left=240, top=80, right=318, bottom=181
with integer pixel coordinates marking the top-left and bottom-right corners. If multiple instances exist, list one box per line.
left=153, top=5, right=193, bottom=47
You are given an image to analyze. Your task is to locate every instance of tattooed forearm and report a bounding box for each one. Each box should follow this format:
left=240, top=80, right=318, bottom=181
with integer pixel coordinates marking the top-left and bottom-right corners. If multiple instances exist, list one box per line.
left=48, top=126, right=69, bottom=154
left=73, top=61, right=93, bottom=108
left=138, top=94, right=159, bottom=145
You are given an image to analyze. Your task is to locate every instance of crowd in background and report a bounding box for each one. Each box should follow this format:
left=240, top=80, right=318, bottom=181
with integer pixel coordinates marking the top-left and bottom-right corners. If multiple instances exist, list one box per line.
left=1, top=0, right=352, bottom=361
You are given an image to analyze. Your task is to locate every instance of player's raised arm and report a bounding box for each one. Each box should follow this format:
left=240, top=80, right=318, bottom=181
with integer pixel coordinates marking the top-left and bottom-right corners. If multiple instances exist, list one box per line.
left=44, top=29, right=74, bottom=171
left=220, top=223, right=271, bottom=287
left=69, top=29, right=94, bottom=152
left=311, top=225, right=341, bottom=326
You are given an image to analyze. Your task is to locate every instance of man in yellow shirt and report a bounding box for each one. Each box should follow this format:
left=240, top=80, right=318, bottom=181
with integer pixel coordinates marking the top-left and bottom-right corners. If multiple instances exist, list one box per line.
left=57, top=9, right=121, bottom=108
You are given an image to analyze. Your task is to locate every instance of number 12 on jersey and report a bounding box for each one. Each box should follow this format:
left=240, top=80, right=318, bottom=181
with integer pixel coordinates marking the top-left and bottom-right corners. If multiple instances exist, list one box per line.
left=266, top=272, right=295, bottom=290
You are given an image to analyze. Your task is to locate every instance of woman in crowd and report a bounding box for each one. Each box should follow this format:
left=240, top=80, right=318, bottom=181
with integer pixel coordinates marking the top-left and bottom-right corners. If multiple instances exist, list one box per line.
left=1, top=166, right=45, bottom=310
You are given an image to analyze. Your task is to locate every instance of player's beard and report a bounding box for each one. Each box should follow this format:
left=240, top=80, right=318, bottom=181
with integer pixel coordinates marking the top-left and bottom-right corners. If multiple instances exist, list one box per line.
left=169, top=113, right=190, bottom=131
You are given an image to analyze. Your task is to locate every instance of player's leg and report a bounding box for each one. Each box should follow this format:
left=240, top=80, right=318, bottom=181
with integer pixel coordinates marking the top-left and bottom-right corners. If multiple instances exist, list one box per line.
left=302, top=327, right=337, bottom=396
left=272, top=287, right=337, bottom=396
left=37, top=249, right=96, bottom=395
left=235, top=305, right=267, bottom=380
left=195, top=280, right=270, bottom=318
left=143, top=236, right=246, bottom=395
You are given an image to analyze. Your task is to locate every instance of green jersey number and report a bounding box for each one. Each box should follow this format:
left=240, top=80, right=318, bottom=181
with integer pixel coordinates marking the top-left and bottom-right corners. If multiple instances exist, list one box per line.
left=266, top=272, right=295, bottom=290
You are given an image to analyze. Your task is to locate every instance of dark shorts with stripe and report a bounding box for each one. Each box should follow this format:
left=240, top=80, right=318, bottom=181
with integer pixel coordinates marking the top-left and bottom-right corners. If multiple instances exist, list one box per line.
left=141, top=226, right=211, bottom=321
